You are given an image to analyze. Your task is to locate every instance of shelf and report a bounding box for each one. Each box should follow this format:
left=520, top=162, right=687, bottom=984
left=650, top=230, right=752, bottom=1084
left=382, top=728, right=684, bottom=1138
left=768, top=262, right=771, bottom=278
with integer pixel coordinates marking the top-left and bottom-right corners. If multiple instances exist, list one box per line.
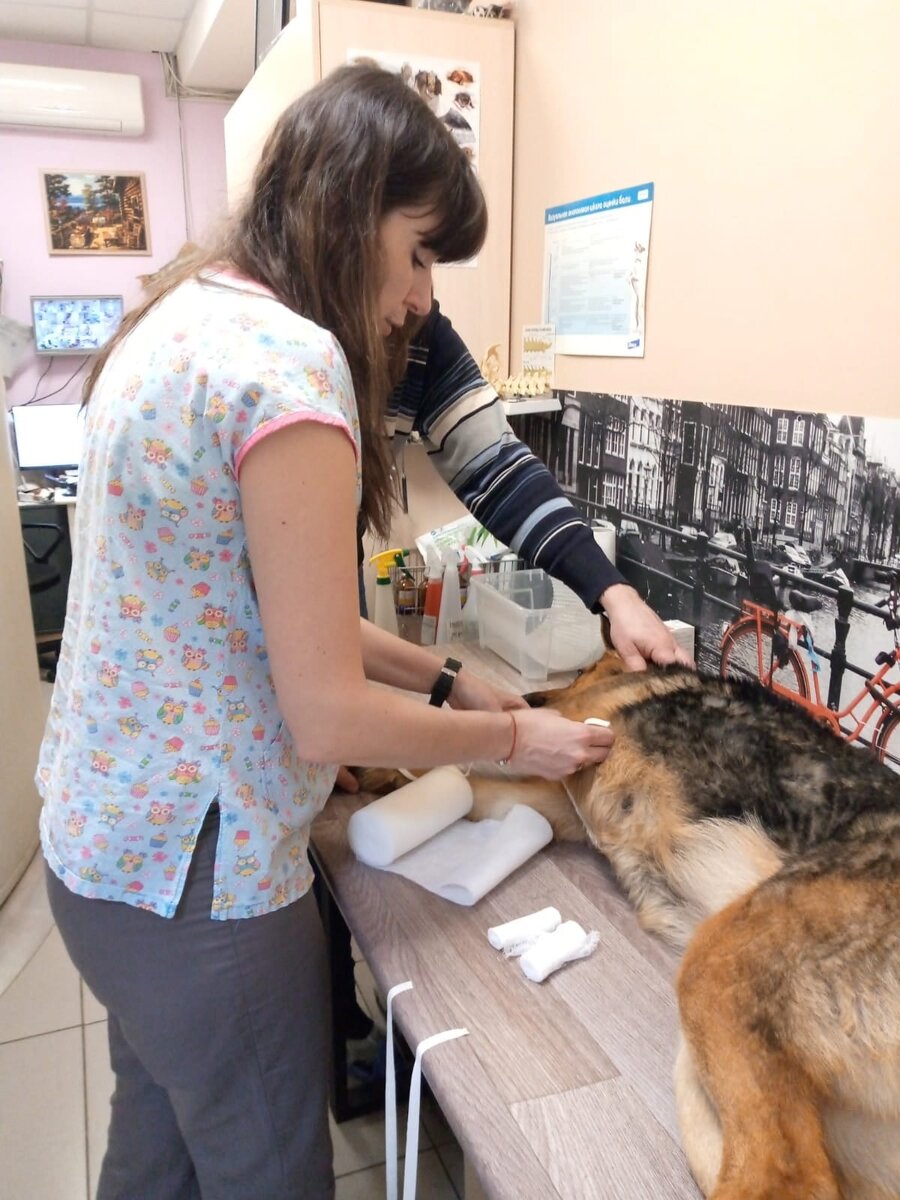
left=500, top=395, right=561, bottom=416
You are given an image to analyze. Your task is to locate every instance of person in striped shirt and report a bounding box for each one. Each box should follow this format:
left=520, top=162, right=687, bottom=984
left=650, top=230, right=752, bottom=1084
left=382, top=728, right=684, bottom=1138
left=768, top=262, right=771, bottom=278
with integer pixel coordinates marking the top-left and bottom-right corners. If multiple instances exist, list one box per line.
left=384, top=299, right=691, bottom=673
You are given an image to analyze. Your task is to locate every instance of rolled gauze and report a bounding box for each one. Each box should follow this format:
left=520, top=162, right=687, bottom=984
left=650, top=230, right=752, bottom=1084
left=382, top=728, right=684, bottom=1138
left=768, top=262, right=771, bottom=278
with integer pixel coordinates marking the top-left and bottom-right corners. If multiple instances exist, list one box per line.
left=519, top=920, right=601, bottom=983
left=487, top=906, right=561, bottom=955
left=348, top=766, right=473, bottom=868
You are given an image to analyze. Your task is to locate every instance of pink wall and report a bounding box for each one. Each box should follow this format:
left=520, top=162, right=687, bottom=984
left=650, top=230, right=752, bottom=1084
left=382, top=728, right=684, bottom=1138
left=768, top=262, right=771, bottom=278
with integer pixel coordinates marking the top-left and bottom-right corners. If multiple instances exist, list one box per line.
left=0, top=38, right=230, bottom=410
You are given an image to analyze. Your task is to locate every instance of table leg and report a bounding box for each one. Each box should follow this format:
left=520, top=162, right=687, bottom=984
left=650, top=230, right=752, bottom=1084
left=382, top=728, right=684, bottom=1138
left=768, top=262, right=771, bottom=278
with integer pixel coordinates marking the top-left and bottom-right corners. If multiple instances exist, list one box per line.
left=312, top=866, right=385, bottom=1124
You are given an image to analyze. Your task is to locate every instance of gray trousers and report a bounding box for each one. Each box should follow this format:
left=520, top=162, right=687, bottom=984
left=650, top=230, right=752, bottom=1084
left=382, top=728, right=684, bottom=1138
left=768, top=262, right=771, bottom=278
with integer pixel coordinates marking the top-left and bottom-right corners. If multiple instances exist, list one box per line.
left=46, top=807, right=335, bottom=1200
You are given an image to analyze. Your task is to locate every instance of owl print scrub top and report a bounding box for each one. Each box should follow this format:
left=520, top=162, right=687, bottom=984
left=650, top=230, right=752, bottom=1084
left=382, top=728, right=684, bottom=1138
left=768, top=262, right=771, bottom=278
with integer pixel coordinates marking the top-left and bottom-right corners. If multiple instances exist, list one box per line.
left=37, top=274, right=362, bottom=919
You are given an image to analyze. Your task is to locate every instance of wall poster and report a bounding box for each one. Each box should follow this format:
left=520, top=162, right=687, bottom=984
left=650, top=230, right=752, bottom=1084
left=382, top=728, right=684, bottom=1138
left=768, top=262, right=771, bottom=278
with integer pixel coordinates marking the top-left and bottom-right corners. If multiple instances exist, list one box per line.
left=348, top=50, right=481, bottom=170
left=511, top=392, right=900, bottom=767
left=542, top=183, right=653, bottom=358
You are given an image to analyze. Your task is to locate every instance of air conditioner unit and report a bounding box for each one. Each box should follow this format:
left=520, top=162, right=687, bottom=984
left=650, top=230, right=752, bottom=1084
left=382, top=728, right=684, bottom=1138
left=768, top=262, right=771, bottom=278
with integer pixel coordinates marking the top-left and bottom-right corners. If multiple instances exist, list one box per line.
left=0, top=63, right=144, bottom=136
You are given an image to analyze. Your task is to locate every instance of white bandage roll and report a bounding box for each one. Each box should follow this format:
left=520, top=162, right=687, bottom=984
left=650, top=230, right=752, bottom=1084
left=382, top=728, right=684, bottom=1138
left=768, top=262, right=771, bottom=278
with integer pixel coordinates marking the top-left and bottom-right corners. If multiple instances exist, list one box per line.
left=519, top=920, right=601, bottom=983
left=348, top=766, right=473, bottom=868
left=487, top=906, right=561, bottom=955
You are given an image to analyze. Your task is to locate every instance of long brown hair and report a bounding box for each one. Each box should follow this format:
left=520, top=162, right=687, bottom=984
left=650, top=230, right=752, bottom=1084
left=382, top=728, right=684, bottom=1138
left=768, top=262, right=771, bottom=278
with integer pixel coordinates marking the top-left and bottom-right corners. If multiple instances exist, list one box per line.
left=84, top=64, right=487, bottom=537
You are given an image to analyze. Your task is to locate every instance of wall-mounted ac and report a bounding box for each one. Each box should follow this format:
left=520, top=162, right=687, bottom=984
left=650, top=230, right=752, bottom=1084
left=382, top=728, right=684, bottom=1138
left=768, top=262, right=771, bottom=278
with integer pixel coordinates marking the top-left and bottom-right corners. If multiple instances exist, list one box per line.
left=0, top=63, right=144, bottom=136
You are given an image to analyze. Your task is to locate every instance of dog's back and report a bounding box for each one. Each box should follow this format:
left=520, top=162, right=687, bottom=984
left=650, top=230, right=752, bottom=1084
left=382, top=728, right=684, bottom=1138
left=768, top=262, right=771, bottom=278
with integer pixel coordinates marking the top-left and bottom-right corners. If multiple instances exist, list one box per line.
left=529, top=662, right=900, bottom=1199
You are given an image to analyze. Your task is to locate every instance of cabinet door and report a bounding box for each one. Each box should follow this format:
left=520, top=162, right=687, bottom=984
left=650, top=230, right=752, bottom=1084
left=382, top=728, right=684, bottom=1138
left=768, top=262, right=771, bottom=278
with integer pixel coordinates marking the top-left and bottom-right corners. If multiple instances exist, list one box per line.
left=225, top=0, right=514, bottom=370
left=318, top=0, right=513, bottom=363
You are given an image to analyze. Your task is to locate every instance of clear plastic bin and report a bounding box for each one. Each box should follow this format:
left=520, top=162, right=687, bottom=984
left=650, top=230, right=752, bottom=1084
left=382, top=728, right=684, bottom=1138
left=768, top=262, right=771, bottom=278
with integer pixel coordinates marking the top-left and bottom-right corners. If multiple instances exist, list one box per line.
left=470, top=568, right=603, bottom=680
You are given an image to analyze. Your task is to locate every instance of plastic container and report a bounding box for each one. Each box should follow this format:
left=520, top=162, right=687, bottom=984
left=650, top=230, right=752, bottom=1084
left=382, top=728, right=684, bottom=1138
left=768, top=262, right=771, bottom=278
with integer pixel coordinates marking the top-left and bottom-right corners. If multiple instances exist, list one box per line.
left=470, top=568, right=604, bottom=680
left=435, top=550, right=462, bottom=643
left=420, top=548, right=443, bottom=646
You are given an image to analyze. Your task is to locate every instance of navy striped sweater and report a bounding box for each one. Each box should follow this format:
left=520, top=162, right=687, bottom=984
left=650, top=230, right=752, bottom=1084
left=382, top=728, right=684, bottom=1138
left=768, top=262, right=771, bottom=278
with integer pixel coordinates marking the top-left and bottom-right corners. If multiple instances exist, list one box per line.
left=387, top=302, right=625, bottom=612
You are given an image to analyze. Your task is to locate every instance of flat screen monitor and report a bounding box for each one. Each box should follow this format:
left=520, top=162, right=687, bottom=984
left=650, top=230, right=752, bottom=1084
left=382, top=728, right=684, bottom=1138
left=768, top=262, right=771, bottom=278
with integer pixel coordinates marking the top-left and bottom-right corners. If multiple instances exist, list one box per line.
left=30, top=294, right=124, bottom=356
left=11, top=403, right=84, bottom=472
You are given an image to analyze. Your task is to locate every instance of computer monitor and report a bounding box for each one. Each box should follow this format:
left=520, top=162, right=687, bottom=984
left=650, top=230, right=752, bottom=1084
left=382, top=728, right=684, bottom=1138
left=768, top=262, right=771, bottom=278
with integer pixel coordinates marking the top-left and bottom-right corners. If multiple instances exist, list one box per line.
left=10, top=403, right=84, bottom=473
left=30, top=295, right=124, bottom=356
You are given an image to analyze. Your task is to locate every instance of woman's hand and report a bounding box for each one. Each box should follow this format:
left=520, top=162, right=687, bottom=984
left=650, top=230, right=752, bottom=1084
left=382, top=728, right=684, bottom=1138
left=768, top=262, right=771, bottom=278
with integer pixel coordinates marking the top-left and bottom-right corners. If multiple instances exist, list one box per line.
left=448, top=668, right=528, bottom=713
left=600, top=583, right=693, bottom=671
left=505, top=708, right=614, bottom=780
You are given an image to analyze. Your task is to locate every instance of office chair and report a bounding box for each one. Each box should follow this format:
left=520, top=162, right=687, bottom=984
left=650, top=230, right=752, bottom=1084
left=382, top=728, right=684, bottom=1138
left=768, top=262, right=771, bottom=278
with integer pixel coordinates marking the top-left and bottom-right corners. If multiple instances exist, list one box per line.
left=21, top=521, right=65, bottom=679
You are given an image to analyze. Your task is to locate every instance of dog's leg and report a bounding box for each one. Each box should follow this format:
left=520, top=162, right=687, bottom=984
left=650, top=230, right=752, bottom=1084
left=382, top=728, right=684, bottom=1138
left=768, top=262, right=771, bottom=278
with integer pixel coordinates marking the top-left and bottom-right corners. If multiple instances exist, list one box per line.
left=468, top=775, right=586, bottom=842
left=601, top=843, right=699, bottom=948
left=354, top=766, right=415, bottom=795
left=676, top=888, right=842, bottom=1200
left=674, top=1035, right=723, bottom=1198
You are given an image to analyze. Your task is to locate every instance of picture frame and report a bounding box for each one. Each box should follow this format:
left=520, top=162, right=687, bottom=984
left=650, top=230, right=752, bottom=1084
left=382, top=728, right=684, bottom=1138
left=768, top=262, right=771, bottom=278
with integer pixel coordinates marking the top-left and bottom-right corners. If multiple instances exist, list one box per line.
left=40, top=170, right=151, bottom=255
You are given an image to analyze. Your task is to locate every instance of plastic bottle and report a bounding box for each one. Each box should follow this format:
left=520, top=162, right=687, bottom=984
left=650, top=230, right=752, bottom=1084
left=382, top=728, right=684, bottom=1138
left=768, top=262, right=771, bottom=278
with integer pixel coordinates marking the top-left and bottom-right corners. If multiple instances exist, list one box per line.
left=369, top=549, right=401, bottom=636
left=461, top=547, right=485, bottom=641
left=392, top=550, right=418, bottom=615
left=435, top=549, right=462, bottom=643
left=420, top=547, right=444, bottom=645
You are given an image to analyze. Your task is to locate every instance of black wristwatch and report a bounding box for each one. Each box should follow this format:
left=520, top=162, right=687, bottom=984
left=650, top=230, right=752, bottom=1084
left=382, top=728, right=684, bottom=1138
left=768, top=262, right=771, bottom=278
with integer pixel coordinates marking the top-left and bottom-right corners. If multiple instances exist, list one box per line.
left=428, top=657, right=462, bottom=707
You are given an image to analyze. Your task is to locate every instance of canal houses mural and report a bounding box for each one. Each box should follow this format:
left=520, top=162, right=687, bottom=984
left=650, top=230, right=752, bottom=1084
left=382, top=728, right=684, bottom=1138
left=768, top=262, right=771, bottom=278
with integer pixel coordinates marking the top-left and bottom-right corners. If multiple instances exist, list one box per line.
left=512, top=393, right=900, bottom=765
left=516, top=393, right=900, bottom=566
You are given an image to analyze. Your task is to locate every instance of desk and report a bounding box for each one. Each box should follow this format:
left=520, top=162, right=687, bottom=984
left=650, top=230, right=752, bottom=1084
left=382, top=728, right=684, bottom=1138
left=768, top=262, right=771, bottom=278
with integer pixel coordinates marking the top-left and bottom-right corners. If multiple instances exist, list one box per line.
left=310, top=645, right=701, bottom=1199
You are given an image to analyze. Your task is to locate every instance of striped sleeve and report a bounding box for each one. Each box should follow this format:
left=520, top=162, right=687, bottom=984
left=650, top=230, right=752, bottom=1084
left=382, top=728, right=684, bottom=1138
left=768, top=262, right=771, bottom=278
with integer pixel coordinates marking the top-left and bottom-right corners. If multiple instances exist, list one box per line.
left=389, top=303, right=626, bottom=611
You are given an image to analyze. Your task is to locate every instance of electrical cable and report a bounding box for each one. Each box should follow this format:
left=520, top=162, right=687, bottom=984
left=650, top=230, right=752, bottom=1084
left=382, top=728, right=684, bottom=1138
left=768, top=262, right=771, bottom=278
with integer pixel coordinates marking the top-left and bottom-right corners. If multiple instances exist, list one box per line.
left=23, top=355, right=54, bottom=404
left=20, top=357, right=89, bottom=406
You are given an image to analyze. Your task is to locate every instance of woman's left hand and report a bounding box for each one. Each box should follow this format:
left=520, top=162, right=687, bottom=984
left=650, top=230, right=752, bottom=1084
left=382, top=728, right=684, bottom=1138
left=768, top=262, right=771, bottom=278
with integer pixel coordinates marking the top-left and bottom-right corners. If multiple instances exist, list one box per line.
left=447, top=668, right=528, bottom=712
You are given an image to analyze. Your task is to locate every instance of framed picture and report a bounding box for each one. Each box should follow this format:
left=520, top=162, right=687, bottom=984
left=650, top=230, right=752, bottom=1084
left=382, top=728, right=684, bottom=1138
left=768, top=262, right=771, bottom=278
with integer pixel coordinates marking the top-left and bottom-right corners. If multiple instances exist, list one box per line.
left=40, top=170, right=151, bottom=255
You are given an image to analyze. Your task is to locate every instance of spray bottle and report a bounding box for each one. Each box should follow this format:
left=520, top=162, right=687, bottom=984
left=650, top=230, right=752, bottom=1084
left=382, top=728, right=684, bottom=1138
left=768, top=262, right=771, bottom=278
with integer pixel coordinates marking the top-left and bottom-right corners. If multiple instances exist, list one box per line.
left=462, top=546, right=485, bottom=641
left=369, top=549, right=401, bottom=636
left=420, top=547, right=444, bottom=645
left=435, top=548, right=463, bottom=643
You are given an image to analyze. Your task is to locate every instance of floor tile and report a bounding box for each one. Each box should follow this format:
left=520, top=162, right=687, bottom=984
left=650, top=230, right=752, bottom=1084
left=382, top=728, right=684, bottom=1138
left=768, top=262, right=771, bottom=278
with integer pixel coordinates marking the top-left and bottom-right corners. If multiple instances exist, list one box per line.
left=335, top=1148, right=458, bottom=1199
left=81, top=977, right=107, bottom=1024
left=0, top=1026, right=87, bottom=1200
left=330, top=1101, right=430, bottom=1176
left=0, top=847, right=54, bottom=997
left=0, top=925, right=81, bottom=1044
left=84, top=1019, right=114, bottom=1198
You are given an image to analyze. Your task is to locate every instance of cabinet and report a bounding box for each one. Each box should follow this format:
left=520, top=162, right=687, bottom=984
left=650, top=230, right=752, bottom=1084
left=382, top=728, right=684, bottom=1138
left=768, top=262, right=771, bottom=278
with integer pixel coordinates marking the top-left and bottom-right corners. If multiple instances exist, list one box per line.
left=224, top=0, right=514, bottom=366
left=1, top=381, right=45, bottom=905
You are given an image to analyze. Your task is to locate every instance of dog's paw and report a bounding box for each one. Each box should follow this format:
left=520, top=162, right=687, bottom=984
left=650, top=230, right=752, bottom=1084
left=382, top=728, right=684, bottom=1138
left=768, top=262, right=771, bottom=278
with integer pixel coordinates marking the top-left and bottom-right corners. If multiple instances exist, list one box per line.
left=354, top=767, right=411, bottom=795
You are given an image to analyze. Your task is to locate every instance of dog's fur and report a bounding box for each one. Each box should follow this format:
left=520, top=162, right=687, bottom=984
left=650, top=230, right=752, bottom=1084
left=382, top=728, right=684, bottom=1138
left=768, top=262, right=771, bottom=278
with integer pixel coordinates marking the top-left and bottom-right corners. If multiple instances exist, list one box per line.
left=359, top=656, right=900, bottom=1200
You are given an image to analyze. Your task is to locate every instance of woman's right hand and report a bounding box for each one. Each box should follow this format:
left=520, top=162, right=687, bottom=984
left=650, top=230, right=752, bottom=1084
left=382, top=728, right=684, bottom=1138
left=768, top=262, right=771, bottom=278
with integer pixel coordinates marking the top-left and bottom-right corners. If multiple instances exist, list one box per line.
left=502, top=708, right=614, bottom=780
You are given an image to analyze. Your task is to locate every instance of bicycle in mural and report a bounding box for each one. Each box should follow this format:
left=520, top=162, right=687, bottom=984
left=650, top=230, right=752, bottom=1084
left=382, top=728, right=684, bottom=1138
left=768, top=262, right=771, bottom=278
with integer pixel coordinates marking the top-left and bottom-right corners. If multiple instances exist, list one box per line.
left=719, top=566, right=900, bottom=771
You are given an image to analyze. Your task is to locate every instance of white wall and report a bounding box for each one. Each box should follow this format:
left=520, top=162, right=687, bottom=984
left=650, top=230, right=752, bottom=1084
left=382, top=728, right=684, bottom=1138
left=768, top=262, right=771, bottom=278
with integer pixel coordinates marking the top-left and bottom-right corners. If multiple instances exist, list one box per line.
left=510, top=0, right=900, bottom=419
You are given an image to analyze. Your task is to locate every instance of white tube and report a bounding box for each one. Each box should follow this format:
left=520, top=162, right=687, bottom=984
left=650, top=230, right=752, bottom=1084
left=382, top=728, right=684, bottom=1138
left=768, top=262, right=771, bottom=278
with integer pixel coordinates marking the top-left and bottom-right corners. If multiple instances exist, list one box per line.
left=347, top=766, right=473, bottom=867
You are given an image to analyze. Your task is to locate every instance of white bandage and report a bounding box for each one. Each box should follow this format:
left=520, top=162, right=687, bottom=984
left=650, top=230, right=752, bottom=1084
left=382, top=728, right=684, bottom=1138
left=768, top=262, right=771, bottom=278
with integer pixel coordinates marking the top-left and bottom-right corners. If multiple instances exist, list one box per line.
left=486, top=906, right=562, bottom=956
left=519, top=920, right=600, bottom=983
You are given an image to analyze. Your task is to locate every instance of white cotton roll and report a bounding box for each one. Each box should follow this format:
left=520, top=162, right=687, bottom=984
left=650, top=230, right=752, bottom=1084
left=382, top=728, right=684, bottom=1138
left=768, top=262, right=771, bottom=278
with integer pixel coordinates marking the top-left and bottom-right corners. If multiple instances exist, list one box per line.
left=519, top=920, right=601, bottom=983
left=487, top=906, right=561, bottom=955
left=348, top=766, right=473, bottom=868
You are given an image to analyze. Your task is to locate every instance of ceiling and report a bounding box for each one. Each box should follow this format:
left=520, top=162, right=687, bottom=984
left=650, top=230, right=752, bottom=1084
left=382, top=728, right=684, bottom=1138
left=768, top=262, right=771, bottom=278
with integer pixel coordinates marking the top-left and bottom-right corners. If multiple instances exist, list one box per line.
left=0, top=0, right=256, bottom=90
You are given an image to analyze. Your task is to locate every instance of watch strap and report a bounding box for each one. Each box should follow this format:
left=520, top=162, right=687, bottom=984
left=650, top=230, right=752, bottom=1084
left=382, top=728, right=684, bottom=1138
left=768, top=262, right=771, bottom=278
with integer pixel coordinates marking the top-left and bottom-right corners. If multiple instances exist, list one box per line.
left=428, top=657, right=462, bottom=707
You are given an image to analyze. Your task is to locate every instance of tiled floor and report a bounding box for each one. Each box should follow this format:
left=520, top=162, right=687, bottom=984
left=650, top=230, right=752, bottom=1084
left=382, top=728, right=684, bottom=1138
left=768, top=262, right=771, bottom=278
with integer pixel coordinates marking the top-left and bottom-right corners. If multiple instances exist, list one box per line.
left=0, top=850, right=464, bottom=1200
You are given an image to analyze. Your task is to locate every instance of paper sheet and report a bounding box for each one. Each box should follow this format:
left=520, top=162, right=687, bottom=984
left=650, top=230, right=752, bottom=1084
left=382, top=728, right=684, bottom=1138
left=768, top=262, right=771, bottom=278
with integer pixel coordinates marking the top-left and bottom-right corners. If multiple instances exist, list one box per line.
left=382, top=803, right=552, bottom=906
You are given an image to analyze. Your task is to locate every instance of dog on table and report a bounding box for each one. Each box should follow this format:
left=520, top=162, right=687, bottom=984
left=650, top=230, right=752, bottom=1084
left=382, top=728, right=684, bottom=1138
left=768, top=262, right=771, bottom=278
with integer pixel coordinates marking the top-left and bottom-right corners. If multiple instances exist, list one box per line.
left=359, top=655, right=900, bottom=1200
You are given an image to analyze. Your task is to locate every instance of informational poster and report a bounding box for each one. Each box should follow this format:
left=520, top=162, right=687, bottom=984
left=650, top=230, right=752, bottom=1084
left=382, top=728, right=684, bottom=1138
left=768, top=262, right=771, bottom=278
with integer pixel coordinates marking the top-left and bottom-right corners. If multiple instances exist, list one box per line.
left=348, top=50, right=481, bottom=170
left=542, top=183, right=654, bottom=358
left=522, top=323, right=555, bottom=382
